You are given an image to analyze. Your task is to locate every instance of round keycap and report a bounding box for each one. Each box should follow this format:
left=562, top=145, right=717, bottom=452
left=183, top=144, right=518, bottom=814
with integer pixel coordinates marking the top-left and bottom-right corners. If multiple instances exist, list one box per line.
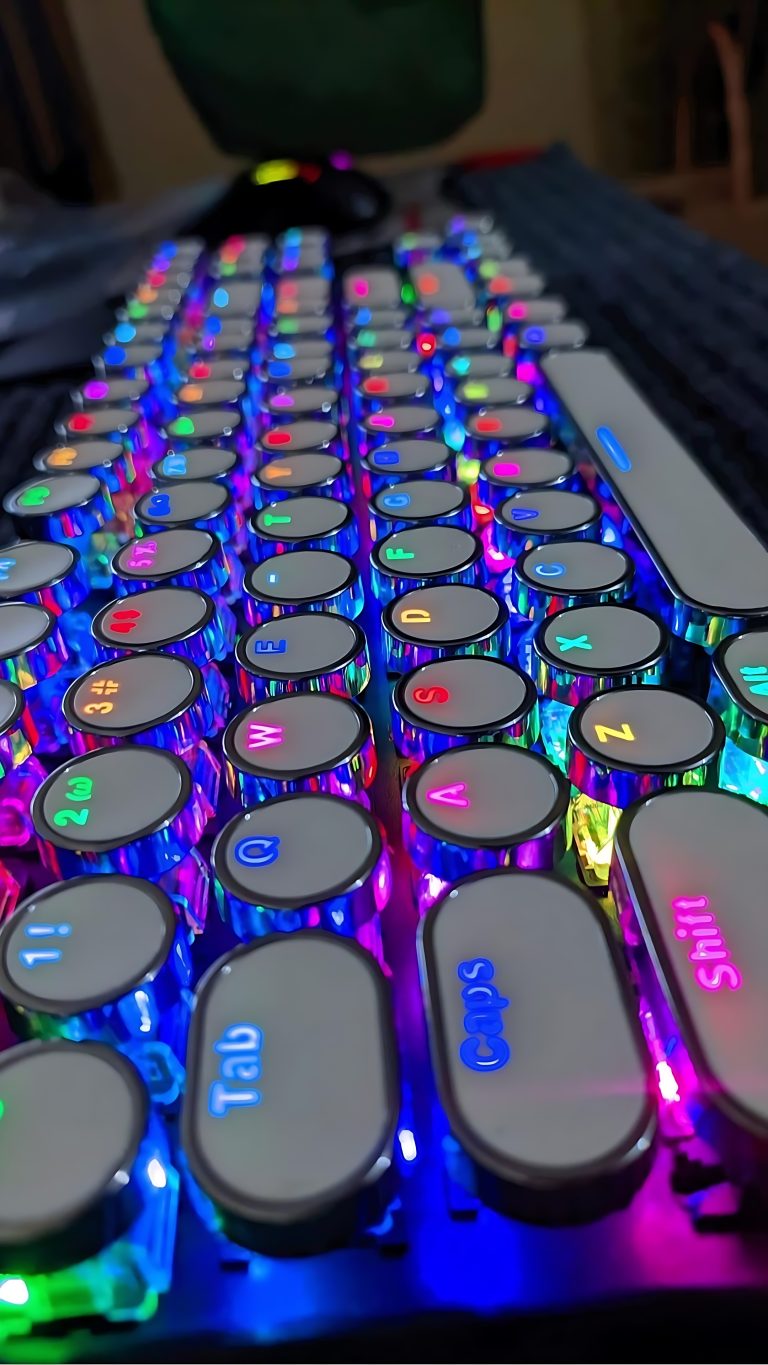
left=0, top=1041, right=148, bottom=1269
left=134, top=481, right=232, bottom=528
left=456, top=378, right=531, bottom=408
left=185, top=358, right=246, bottom=382
left=568, top=686, right=724, bottom=806
left=99, top=343, right=163, bottom=376
left=175, top=379, right=244, bottom=408
left=467, top=409, right=548, bottom=445
left=371, top=526, right=481, bottom=602
left=260, top=420, right=337, bottom=454
left=535, top=604, right=669, bottom=702
left=33, top=746, right=189, bottom=847
left=403, top=744, right=569, bottom=879
left=253, top=452, right=346, bottom=501
left=92, top=587, right=213, bottom=651
left=363, top=405, right=439, bottom=440
left=57, top=408, right=140, bottom=440
left=265, top=386, right=338, bottom=417
left=358, top=349, right=420, bottom=374
left=358, top=373, right=429, bottom=404
left=504, top=297, right=567, bottom=326
left=513, top=540, right=635, bottom=619
left=393, top=655, right=538, bottom=758
left=165, top=411, right=240, bottom=443
left=0, top=876, right=176, bottom=1016
left=383, top=584, right=508, bottom=672
left=236, top=613, right=369, bottom=699
left=265, top=356, right=332, bottom=384
left=34, top=440, right=122, bottom=475
left=182, top=934, right=397, bottom=1253
left=363, top=439, right=451, bottom=483
left=76, top=377, right=147, bottom=407
left=153, top=447, right=238, bottom=482
left=64, top=653, right=203, bottom=736
left=244, top=551, right=361, bottom=623
left=4, top=472, right=102, bottom=519
left=495, top=489, right=601, bottom=555
left=446, top=353, right=512, bottom=379
left=370, top=480, right=469, bottom=532
left=223, top=693, right=373, bottom=799
left=479, top=449, right=575, bottom=502
left=113, top=528, right=221, bottom=586
left=212, top=793, right=382, bottom=933
left=353, top=328, right=411, bottom=353
left=519, top=321, right=588, bottom=351
left=0, top=541, right=81, bottom=603
left=250, top=496, right=353, bottom=551
left=268, top=339, right=331, bottom=361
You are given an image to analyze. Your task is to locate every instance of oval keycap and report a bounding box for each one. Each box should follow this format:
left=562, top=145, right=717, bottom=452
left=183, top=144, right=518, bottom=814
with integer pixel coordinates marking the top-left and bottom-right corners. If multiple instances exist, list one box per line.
left=371, top=526, right=482, bottom=603
left=92, top=587, right=230, bottom=667
left=264, top=355, right=333, bottom=385
left=253, top=453, right=348, bottom=506
left=478, top=449, right=575, bottom=505
left=34, top=439, right=126, bottom=476
left=249, top=497, right=357, bottom=558
left=0, top=875, right=181, bottom=1037
left=184, top=358, right=246, bottom=383
left=260, top=420, right=337, bottom=454
left=343, top=265, right=402, bottom=308
left=357, top=349, right=420, bottom=375
left=513, top=541, right=634, bottom=621
left=362, top=406, right=439, bottom=443
left=0, top=540, right=87, bottom=614
left=466, top=409, right=548, bottom=450
left=236, top=613, right=369, bottom=700
left=362, top=439, right=451, bottom=488
left=165, top=411, right=240, bottom=444
left=0, top=1041, right=150, bottom=1269
left=212, top=793, right=384, bottom=938
left=112, top=528, right=228, bottom=597
left=358, top=373, right=429, bottom=404
left=369, top=480, right=470, bottom=536
left=63, top=652, right=214, bottom=751
left=75, top=377, right=148, bottom=408
left=494, top=489, right=601, bottom=558
left=612, top=788, right=768, bottom=1184
left=535, top=604, right=669, bottom=702
left=393, top=655, right=538, bottom=759
left=403, top=743, right=569, bottom=881
left=4, top=473, right=112, bottom=542
left=446, top=353, right=512, bottom=380
left=568, top=686, right=724, bottom=806
left=419, top=871, right=655, bottom=1220
left=32, top=745, right=200, bottom=879
left=223, top=693, right=374, bottom=801
left=56, top=408, right=141, bottom=443
left=182, top=933, right=398, bottom=1252
left=152, top=446, right=238, bottom=483
left=134, top=481, right=237, bottom=542
left=383, top=584, right=508, bottom=672
left=244, top=551, right=362, bottom=625
left=518, top=321, right=588, bottom=352
left=264, top=386, right=338, bottom=419
left=455, top=377, right=531, bottom=410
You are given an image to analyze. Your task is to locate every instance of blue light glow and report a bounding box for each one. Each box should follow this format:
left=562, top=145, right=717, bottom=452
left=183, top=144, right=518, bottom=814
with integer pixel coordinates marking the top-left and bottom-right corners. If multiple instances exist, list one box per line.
left=212, top=287, right=230, bottom=309
left=234, top=836, right=281, bottom=867
left=457, top=959, right=510, bottom=1072
left=103, top=346, right=127, bottom=366
left=114, top=323, right=137, bottom=343
left=268, top=362, right=291, bottom=379
left=596, top=425, right=632, bottom=472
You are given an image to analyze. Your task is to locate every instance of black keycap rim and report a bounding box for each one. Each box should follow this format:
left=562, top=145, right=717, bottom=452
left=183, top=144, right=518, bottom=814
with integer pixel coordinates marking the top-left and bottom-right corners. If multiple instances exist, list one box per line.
left=91, top=586, right=215, bottom=651
left=222, top=695, right=371, bottom=781
left=567, top=685, right=726, bottom=775
left=393, top=657, right=537, bottom=739
left=235, top=614, right=367, bottom=684
left=383, top=585, right=508, bottom=648
left=534, top=604, right=670, bottom=679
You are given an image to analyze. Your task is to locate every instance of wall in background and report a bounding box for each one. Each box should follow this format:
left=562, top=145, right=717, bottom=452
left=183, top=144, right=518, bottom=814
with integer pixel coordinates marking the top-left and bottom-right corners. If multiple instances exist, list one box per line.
left=62, top=0, right=600, bottom=201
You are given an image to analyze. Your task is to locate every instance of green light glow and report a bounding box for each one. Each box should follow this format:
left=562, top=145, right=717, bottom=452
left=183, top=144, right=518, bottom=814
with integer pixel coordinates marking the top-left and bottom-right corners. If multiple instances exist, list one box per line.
left=571, top=793, right=621, bottom=890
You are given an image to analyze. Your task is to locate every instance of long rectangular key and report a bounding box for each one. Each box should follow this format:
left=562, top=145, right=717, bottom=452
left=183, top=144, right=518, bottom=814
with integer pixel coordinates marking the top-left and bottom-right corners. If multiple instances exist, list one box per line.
left=542, top=349, right=768, bottom=645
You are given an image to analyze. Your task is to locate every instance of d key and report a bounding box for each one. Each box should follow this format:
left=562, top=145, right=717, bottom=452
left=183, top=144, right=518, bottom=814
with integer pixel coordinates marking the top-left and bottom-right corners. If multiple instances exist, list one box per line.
left=182, top=933, right=398, bottom=1253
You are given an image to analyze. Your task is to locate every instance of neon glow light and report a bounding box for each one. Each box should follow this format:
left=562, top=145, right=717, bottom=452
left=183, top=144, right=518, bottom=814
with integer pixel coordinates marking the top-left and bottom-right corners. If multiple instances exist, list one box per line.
left=673, top=895, right=743, bottom=992
left=412, top=686, right=449, bottom=704
left=594, top=722, right=635, bottom=744
left=246, top=723, right=284, bottom=751
left=596, top=425, right=632, bottom=473
left=426, top=783, right=469, bottom=808
left=555, top=633, right=592, bottom=653
left=457, top=959, right=510, bottom=1072
left=83, top=381, right=110, bottom=401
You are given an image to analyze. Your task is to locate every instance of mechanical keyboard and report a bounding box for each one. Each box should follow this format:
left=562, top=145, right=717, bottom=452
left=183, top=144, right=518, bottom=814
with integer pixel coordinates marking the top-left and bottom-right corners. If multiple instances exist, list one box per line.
left=1, top=213, right=768, bottom=1359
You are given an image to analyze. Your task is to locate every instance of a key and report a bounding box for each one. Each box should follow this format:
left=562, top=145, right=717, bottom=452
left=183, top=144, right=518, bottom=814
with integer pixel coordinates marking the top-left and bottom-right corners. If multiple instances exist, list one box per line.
left=0, top=876, right=189, bottom=1053
left=244, top=550, right=363, bottom=626
left=172, top=380, right=249, bottom=432
left=235, top=613, right=369, bottom=701
left=543, top=349, right=768, bottom=646
left=465, top=407, right=549, bottom=456
left=454, top=378, right=532, bottom=425
left=0, top=602, right=67, bottom=690
left=182, top=933, right=397, bottom=1252
left=259, top=419, right=340, bottom=456
left=361, top=405, right=441, bottom=447
left=535, top=603, right=669, bottom=701
left=34, top=439, right=133, bottom=494
left=74, top=376, right=149, bottom=411
left=403, top=743, right=569, bottom=881
left=184, top=357, right=247, bottom=383
left=357, top=348, right=421, bottom=375
left=32, top=745, right=207, bottom=879
left=264, top=355, right=335, bottom=386
left=484, top=269, right=546, bottom=300
left=419, top=870, right=656, bottom=1220
left=351, top=328, right=412, bottom=354
left=369, top=480, right=471, bottom=536
left=96, top=341, right=166, bottom=383
left=55, top=407, right=142, bottom=455
left=612, top=788, right=768, bottom=1186
left=392, top=655, right=538, bottom=760
left=436, top=325, right=498, bottom=354
left=134, top=481, right=240, bottom=544
left=203, top=280, right=261, bottom=318
left=199, top=317, right=254, bottom=357
left=477, top=449, right=576, bottom=506
left=362, top=438, right=452, bottom=492
left=92, top=586, right=233, bottom=667
left=503, top=297, right=568, bottom=328
left=493, top=489, right=602, bottom=559
left=4, top=473, right=114, bottom=546
left=512, top=540, right=635, bottom=621
left=152, top=446, right=239, bottom=484
left=0, top=540, right=88, bottom=615
left=264, top=385, right=339, bottom=420
left=370, top=526, right=482, bottom=603
left=249, top=496, right=358, bottom=559
left=212, top=793, right=386, bottom=938
left=382, top=583, right=509, bottom=672
left=517, top=321, right=588, bottom=355
left=223, top=693, right=375, bottom=802
left=269, top=312, right=334, bottom=341
left=0, top=1041, right=163, bottom=1273
left=343, top=266, right=402, bottom=309
left=112, top=528, right=231, bottom=599
left=164, top=409, right=242, bottom=448
left=446, top=352, right=513, bottom=380
left=63, top=652, right=223, bottom=753
left=252, top=453, right=350, bottom=507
